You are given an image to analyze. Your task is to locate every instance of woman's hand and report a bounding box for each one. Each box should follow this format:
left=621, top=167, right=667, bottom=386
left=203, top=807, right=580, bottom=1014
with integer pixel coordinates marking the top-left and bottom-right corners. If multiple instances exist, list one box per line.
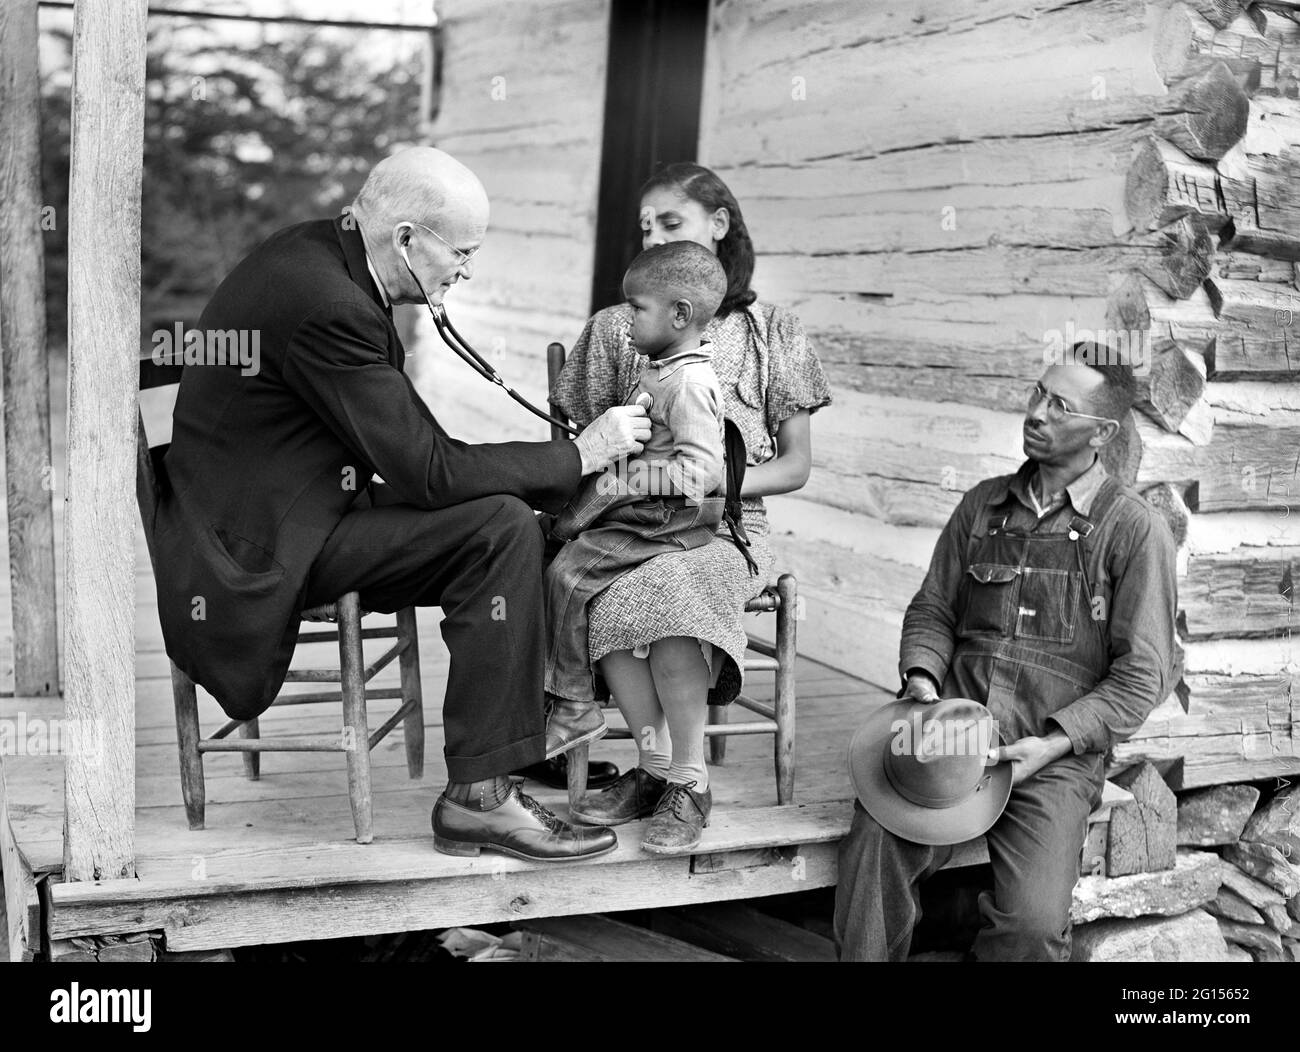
left=741, top=410, right=812, bottom=498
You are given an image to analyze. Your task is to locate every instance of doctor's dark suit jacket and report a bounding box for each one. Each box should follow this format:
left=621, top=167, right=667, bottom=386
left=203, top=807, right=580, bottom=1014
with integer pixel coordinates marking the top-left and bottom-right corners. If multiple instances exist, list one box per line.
left=154, top=216, right=582, bottom=720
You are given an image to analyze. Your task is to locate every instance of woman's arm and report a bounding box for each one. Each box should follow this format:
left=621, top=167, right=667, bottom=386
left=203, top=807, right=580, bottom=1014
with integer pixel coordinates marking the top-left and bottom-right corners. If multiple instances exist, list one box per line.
left=551, top=307, right=636, bottom=428
left=741, top=409, right=811, bottom=498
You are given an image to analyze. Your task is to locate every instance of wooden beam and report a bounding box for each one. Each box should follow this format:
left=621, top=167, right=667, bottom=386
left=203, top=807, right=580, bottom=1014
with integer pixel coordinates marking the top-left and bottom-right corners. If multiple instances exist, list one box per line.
left=1125, top=136, right=1228, bottom=232
left=1182, top=546, right=1299, bottom=638
left=1153, top=59, right=1251, bottom=161
left=1114, top=672, right=1299, bottom=789
left=0, top=0, right=60, bottom=696
left=1186, top=0, right=1245, bottom=31
left=1136, top=338, right=1208, bottom=432
left=1134, top=215, right=1216, bottom=299
left=47, top=840, right=843, bottom=951
left=1219, top=151, right=1300, bottom=262
left=1136, top=413, right=1300, bottom=512
left=1110, top=272, right=1298, bottom=380
left=2, top=754, right=44, bottom=962
left=1204, top=277, right=1300, bottom=378
left=62, top=0, right=148, bottom=882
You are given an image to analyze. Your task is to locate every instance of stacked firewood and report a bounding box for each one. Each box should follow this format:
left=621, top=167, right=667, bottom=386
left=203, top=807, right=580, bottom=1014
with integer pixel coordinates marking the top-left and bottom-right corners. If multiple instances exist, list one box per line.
left=1068, top=766, right=1299, bottom=961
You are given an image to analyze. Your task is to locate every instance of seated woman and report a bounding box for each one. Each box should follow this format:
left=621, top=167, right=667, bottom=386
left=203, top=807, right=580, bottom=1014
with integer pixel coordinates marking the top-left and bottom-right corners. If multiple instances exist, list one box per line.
left=552, top=162, right=831, bottom=852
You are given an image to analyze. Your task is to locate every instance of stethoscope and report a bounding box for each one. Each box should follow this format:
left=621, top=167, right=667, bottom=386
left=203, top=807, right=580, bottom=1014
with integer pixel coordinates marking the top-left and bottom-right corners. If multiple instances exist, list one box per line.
left=398, top=227, right=580, bottom=438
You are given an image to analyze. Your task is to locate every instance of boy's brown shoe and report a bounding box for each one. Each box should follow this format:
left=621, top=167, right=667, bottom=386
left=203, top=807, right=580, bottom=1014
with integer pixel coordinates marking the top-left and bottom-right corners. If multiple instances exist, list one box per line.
left=640, top=782, right=711, bottom=854
left=544, top=697, right=607, bottom=758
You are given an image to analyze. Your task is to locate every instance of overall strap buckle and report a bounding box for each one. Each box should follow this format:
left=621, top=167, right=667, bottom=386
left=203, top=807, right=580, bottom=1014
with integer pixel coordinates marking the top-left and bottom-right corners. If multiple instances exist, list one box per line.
left=1067, top=514, right=1095, bottom=542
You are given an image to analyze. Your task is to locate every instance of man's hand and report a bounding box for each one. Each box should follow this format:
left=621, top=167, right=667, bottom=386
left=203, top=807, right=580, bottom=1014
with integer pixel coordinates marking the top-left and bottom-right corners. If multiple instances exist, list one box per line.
left=990, top=730, right=1072, bottom=786
left=572, top=402, right=652, bottom=475
left=900, top=670, right=941, bottom=704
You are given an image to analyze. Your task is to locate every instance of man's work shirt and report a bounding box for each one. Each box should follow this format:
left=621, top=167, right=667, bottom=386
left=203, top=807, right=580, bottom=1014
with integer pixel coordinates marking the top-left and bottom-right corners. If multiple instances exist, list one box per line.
left=899, top=456, right=1177, bottom=755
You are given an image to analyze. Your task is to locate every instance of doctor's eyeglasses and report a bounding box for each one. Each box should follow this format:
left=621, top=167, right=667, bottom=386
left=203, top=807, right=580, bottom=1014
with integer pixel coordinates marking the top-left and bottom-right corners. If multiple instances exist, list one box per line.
left=402, top=221, right=480, bottom=269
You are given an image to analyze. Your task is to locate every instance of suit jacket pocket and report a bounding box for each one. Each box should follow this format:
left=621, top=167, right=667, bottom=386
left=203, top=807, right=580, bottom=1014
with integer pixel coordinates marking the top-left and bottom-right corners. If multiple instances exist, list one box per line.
left=204, top=524, right=286, bottom=594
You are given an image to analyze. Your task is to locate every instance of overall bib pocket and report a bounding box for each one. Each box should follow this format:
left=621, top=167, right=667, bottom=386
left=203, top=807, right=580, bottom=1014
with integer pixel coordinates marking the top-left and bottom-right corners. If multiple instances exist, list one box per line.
left=1013, top=566, right=1081, bottom=644
left=958, top=562, right=1019, bottom=636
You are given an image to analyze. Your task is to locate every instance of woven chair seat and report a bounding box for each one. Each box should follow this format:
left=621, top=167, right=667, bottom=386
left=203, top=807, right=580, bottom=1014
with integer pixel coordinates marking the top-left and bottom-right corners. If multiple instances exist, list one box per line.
left=301, top=601, right=371, bottom=623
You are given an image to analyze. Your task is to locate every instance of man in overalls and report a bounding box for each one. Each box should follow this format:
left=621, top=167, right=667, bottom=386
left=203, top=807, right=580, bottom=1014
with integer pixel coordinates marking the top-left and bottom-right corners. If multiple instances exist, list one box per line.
left=835, top=349, right=1178, bottom=961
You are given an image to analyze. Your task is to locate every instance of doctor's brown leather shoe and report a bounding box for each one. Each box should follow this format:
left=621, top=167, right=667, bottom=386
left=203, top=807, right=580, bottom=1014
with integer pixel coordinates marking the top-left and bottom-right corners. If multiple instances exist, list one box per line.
left=432, top=784, right=618, bottom=862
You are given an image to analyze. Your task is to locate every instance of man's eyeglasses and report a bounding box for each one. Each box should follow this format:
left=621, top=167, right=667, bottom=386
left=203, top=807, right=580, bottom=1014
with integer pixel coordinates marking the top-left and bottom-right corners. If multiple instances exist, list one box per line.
left=403, top=220, right=479, bottom=269
left=1026, top=382, right=1116, bottom=425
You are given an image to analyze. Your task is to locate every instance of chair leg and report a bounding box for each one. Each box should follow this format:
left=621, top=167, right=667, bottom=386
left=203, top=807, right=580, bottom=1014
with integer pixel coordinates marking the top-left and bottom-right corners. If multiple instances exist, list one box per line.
left=170, top=662, right=205, bottom=830
left=239, top=718, right=261, bottom=780
left=395, top=605, right=425, bottom=779
left=774, top=574, right=798, bottom=805
left=567, top=743, right=589, bottom=814
left=338, top=592, right=374, bottom=844
left=708, top=705, right=728, bottom=765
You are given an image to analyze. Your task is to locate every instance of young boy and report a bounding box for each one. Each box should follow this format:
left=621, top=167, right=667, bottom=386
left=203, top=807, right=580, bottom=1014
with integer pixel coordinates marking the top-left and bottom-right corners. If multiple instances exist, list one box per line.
left=544, top=240, right=728, bottom=713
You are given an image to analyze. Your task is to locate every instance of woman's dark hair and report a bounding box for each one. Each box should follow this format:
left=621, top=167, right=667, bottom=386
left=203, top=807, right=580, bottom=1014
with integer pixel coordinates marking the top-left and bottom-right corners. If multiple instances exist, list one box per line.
left=639, top=163, right=756, bottom=316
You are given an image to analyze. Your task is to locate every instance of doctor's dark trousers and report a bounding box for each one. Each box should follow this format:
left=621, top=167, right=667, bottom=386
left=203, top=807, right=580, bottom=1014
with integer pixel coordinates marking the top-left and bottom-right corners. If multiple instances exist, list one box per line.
left=302, top=492, right=548, bottom=782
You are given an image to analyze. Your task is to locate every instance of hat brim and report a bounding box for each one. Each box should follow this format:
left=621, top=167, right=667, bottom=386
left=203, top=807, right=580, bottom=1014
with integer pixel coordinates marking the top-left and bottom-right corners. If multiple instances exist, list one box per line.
left=848, top=699, right=1013, bottom=847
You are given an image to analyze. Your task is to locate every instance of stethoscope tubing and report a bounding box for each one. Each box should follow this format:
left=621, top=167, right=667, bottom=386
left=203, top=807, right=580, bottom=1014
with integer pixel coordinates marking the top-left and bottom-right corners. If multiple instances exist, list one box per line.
left=400, top=240, right=580, bottom=438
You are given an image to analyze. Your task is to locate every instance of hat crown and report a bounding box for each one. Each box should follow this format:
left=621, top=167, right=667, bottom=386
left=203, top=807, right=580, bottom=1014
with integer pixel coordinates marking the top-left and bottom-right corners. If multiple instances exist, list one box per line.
left=883, top=699, right=996, bottom=810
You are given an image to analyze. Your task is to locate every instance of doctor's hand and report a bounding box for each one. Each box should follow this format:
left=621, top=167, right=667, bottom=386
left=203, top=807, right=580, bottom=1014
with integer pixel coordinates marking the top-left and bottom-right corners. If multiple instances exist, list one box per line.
left=573, top=403, right=652, bottom=475
left=989, top=730, right=1072, bottom=786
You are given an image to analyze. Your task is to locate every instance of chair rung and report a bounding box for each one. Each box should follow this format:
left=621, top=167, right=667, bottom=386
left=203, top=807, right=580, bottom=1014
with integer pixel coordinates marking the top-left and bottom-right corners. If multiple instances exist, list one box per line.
left=284, top=667, right=345, bottom=683
left=743, top=593, right=779, bottom=613
left=743, top=655, right=779, bottom=672
left=702, top=721, right=776, bottom=737
left=199, top=734, right=349, bottom=753
left=281, top=637, right=408, bottom=683
left=733, top=694, right=776, bottom=720
left=363, top=639, right=407, bottom=681
left=367, top=699, right=418, bottom=750
left=274, top=686, right=405, bottom=707
left=298, top=626, right=401, bottom=645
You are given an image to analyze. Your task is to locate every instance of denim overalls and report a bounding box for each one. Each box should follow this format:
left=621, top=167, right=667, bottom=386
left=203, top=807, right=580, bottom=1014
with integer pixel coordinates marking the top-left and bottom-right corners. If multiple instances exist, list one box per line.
left=836, top=473, right=1130, bottom=962
left=944, top=477, right=1121, bottom=748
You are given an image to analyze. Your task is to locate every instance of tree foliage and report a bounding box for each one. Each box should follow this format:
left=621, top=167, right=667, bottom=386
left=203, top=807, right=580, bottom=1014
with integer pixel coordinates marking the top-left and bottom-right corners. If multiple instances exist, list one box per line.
left=39, top=21, right=425, bottom=343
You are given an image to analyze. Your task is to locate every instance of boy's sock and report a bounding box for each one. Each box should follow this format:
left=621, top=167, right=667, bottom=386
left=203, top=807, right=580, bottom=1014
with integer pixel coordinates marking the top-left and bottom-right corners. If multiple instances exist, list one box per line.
left=638, top=742, right=672, bottom=779
left=667, top=758, right=709, bottom=794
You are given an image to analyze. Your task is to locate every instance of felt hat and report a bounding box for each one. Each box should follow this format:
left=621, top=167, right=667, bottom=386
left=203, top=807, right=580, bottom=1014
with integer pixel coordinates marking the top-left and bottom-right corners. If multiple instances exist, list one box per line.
left=848, top=697, right=1013, bottom=847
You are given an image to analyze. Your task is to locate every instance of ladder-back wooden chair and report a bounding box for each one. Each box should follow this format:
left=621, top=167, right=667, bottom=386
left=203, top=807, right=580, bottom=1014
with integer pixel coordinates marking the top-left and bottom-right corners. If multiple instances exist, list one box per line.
left=545, top=342, right=797, bottom=812
left=135, top=357, right=425, bottom=844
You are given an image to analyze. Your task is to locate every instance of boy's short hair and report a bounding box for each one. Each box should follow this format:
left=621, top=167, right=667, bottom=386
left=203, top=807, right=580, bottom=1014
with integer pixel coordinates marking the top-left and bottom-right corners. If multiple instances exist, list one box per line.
left=624, top=241, right=728, bottom=326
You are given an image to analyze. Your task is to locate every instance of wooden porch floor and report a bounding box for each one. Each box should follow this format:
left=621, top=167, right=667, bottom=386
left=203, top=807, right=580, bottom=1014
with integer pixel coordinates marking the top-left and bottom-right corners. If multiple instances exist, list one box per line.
left=1, top=500, right=896, bottom=956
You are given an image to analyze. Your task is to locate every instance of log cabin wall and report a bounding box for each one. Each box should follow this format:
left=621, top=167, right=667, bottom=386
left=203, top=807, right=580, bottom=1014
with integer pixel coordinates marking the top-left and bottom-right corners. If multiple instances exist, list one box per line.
left=410, top=0, right=610, bottom=438
left=703, top=0, right=1299, bottom=789
left=420, top=0, right=1298, bottom=790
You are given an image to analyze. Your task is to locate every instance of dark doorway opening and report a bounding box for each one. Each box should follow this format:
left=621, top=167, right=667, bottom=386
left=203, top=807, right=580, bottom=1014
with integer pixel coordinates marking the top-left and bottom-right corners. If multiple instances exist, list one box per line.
left=589, top=0, right=710, bottom=314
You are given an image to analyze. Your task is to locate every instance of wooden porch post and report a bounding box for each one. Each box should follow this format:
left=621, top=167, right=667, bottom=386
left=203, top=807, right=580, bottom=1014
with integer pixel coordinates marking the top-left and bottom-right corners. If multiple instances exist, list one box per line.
left=63, top=0, right=149, bottom=881
left=0, top=0, right=60, bottom=696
